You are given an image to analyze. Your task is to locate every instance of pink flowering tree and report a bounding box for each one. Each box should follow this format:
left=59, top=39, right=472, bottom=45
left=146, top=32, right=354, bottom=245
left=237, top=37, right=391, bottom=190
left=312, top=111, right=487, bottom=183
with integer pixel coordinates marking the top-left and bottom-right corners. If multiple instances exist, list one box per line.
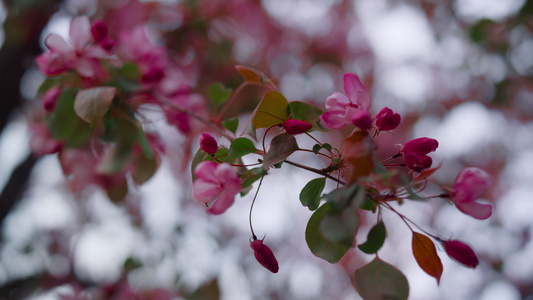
left=5, top=0, right=531, bottom=299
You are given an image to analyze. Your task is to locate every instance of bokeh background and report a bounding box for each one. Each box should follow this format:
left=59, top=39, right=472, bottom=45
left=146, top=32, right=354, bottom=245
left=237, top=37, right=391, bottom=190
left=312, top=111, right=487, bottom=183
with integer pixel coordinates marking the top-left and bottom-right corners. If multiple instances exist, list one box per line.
left=0, top=0, right=532, bottom=299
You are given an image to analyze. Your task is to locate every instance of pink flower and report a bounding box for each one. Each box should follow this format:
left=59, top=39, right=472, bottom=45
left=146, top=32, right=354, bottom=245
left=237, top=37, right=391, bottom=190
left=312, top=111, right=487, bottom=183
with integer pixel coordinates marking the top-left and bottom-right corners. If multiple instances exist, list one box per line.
left=283, top=119, right=312, bottom=135
left=451, top=167, right=494, bottom=220
left=402, top=137, right=439, bottom=172
left=376, top=107, right=401, bottom=131
left=192, top=161, right=242, bottom=215
left=319, top=73, right=371, bottom=129
left=442, top=239, right=479, bottom=268
left=91, top=20, right=115, bottom=51
left=250, top=238, right=279, bottom=273
left=199, top=133, right=218, bottom=155
left=117, top=27, right=168, bottom=84
left=351, top=110, right=373, bottom=131
left=36, top=16, right=110, bottom=78
left=42, top=86, right=61, bottom=112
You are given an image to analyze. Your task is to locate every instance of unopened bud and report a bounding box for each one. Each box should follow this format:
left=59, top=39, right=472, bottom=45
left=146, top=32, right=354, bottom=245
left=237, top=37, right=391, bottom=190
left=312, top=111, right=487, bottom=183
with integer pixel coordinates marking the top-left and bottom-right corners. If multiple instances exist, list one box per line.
left=199, top=133, right=218, bottom=155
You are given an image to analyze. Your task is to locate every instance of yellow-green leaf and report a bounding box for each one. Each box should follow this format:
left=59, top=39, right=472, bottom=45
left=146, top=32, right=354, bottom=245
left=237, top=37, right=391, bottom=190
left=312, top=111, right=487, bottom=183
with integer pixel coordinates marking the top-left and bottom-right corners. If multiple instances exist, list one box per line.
left=251, top=91, right=289, bottom=129
left=74, top=87, right=116, bottom=126
left=412, top=232, right=443, bottom=284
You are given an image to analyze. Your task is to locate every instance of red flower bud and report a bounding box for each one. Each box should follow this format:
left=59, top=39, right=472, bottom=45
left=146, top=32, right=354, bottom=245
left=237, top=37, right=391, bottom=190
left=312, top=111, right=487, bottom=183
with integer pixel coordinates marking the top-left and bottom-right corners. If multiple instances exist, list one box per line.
left=402, top=137, right=439, bottom=172
left=376, top=107, right=401, bottom=131
left=283, top=119, right=312, bottom=135
left=43, top=86, right=61, bottom=112
left=91, top=20, right=108, bottom=43
left=442, top=239, right=479, bottom=269
left=199, top=133, right=218, bottom=155
left=250, top=238, right=279, bottom=273
left=351, top=110, right=373, bottom=131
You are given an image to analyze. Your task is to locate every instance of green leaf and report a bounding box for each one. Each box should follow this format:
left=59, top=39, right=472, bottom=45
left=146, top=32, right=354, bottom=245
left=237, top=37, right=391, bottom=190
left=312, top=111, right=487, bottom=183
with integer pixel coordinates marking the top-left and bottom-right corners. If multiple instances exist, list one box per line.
left=46, top=88, right=92, bottom=147
left=222, top=117, right=239, bottom=134
left=235, top=65, right=274, bottom=88
left=305, top=202, right=352, bottom=263
left=251, top=91, right=289, bottom=129
left=74, top=87, right=117, bottom=126
left=321, top=183, right=363, bottom=212
left=360, top=199, right=376, bottom=211
left=186, top=279, right=220, bottom=300
left=132, top=154, right=158, bottom=185
left=138, top=128, right=154, bottom=159
left=97, top=119, right=139, bottom=174
left=312, top=143, right=332, bottom=155
left=353, top=257, right=409, bottom=300
left=358, top=221, right=386, bottom=254
left=299, top=178, right=326, bottom=211
left=319, top=207, right=359, bottom=245
left=263, top=133, right=299, bottom=169
left=288, top=101, right=324, bottom=131
left=412, top=232, right=443, bottom=284
left=208, top=82, right=233, bottom=104
left=106, top=178, right=128, bottom=203
left=229, top=137, right=257, bottom=159
left=241, top=167, right=267, bottom=192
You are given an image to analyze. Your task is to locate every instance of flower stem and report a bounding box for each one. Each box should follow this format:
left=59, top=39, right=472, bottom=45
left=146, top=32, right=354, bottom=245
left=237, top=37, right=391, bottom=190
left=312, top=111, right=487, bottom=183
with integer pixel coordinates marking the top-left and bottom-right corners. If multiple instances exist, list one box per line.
left=249, top=176, right=265, bottom=240
left=284, top=159, right=346, bottom=185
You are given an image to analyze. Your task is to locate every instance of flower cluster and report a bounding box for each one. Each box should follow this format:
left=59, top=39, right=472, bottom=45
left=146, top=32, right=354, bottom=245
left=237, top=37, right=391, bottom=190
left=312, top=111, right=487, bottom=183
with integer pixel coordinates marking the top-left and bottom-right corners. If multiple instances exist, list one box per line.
left=32, top=6, right=495, bottom=296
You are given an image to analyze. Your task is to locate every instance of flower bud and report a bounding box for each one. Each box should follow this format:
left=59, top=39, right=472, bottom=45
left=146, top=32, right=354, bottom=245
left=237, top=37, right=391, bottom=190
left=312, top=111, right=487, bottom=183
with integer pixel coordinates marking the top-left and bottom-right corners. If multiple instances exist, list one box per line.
left=283, top=119, right=312, bottom=135
left=91, top=20, right=108, bottom=43
left=351, top=110, right=373, bottom=131
left=402, top=137, right=438, bottom=172
left=199, top=133, right=218, bottom=155
left=442, top=239, right=479, bottom=268
left=43, top=86, right=61, bottom=112
left=250, top=238, right=279, bottom=273
left=376, top=107, right=401, bottom=131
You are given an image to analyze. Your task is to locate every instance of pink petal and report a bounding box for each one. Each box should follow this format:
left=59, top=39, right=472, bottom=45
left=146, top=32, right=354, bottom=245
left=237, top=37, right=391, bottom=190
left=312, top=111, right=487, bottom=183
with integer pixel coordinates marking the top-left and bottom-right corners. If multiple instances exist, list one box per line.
left=343, top=73, right=370, bottom=111
left=192, top=180, right=221, bottom=203
left=45, top=34, right=71, bottom=52
left=320, top=111, right=347, bottom=129
left=70, top=16, right=91, bottom=51
left=455, top=200, right=492, bottom=220
left=325, top=92, right=350, bottom=111
left=206, top=190, right=235, bottom=215
left=74, top=57, right=97, bottom=78
left=194, top=161, right=219, bottom=182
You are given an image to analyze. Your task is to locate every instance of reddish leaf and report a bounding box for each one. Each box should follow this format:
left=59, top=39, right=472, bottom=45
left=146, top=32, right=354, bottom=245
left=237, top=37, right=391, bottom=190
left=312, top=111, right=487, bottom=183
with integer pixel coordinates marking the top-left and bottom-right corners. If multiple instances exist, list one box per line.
left=412, top=232, right=443, bottom=284
left=235, top=65, right=275, bottom=89
left=342, top=131, right=374, bottom=184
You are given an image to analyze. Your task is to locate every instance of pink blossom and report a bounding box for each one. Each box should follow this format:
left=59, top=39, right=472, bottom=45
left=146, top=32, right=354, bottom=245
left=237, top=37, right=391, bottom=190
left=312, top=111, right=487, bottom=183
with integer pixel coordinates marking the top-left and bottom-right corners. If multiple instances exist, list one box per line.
left=29, top=122, right=63, bottom=156
left=36, top=16, right=110, bottom=78
left=319, top=73, right=371, bottom=129
left=250, top=238, right=279, bottom=273
left=283, top=119, right=312, bottom=135
left=192, top=161, right=242, bottom=215
left=376, top=107, right=401, bottom=131
left=402, top=137, right=439, bottom=172
left=442, top=239, right=479, bottom=268
left=42, top=86, right=61, bottom=112
left=199, top=133, right=218, bottom=155
left=117, top=27, right=168, bottom=84
left=451, top=167, right=494, bottom=220
left=351, top=110, right=373, bottom=131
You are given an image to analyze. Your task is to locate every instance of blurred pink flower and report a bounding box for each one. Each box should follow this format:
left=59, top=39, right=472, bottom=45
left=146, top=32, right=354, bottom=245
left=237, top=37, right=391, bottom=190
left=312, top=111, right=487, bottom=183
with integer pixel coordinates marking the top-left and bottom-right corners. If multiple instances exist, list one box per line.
left=320, top=73, right=371, bottom=129
left=42, top=86, right=61, bottom=112
left=250, top=238, right=279, bottom=273
left=451, top=167, right=494, bottom=220
left=192, top=161, right=241, bottom=215
left=402, top=137, right=438, bottom=172
left=36, top=16, right=110, bottom=78
left=117, top=26, right=168, bottom=84
left=442, top=239, right=479, bottom=268
left=376, top=107, right=401, bottom=131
